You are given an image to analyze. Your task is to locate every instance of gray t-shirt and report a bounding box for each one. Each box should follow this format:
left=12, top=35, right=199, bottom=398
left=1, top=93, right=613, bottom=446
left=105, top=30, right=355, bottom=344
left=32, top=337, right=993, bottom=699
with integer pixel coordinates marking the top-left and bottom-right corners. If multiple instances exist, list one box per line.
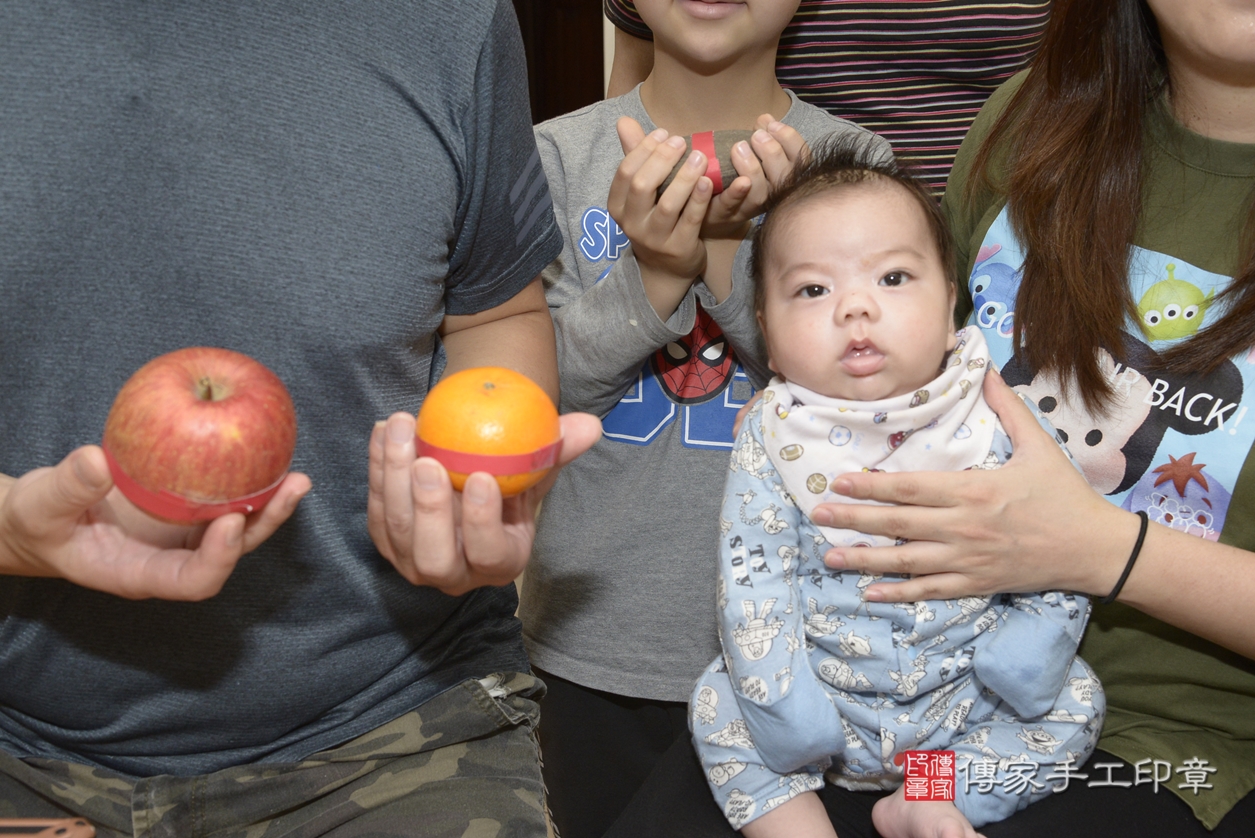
left=0, top=0, right=560, bottom=777
left=522, top=88, right=891, bottom=700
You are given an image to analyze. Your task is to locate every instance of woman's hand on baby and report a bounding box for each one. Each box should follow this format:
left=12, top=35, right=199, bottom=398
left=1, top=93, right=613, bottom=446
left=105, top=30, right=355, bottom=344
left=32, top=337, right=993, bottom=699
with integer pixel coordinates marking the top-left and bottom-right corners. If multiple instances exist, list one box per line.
left=701, top=116, right=808, bottom=240
left=610, top=117, right=712, bottom=284
left=811, top=370, right=1135, bottom=602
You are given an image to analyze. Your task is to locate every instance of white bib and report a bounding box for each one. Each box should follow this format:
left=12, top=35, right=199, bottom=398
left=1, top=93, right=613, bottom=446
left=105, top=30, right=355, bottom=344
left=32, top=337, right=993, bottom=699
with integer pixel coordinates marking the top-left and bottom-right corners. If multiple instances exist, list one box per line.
left=759, top=326, right=999, bottom=547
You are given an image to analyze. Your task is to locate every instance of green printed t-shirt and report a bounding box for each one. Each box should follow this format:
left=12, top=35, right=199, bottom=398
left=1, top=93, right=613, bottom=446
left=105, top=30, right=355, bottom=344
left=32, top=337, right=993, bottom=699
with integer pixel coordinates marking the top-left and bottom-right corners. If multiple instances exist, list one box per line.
left=942, top=72, right=1255, bottom=829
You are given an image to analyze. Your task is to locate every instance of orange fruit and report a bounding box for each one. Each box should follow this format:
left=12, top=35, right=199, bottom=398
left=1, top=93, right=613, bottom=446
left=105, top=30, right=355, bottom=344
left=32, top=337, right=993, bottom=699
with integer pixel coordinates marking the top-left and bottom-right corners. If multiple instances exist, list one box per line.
left=416, top=367, right=561, bottom=496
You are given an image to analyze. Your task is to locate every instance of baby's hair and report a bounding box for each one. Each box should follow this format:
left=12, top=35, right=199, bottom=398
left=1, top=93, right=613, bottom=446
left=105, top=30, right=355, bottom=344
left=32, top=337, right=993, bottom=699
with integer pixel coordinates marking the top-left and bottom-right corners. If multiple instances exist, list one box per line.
left=750, top=135, right=958, bottom=315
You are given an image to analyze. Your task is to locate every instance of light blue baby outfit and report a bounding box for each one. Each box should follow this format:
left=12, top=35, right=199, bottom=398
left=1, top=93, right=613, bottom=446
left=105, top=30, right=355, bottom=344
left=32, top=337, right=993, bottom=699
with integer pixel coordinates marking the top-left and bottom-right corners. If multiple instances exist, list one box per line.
left=691, top=329, right=1104, bottom=829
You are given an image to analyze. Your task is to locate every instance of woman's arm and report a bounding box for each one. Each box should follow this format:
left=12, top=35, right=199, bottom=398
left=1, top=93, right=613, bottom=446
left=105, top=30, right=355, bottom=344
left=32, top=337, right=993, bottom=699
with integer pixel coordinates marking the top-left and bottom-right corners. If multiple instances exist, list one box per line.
left=812, top=370, right=1255, bottom=660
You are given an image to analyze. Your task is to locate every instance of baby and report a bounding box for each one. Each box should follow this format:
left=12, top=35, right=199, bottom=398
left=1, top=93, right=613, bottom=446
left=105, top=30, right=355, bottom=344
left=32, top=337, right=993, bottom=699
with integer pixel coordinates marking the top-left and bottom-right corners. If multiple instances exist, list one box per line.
left=690, top=139, right=1105, bottom=838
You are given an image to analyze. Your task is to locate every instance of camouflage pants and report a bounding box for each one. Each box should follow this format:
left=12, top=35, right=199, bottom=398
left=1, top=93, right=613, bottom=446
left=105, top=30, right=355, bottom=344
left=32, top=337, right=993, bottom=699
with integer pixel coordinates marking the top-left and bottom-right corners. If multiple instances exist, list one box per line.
left=0, top=672, right=553, bottom=838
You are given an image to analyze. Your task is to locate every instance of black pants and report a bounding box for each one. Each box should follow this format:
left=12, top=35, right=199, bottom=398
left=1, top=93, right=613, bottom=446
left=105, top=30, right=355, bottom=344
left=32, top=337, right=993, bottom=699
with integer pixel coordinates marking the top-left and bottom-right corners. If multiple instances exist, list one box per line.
left=535, top=669, right=690, bottom=838
left=601, top=732, right=1255, bottom=838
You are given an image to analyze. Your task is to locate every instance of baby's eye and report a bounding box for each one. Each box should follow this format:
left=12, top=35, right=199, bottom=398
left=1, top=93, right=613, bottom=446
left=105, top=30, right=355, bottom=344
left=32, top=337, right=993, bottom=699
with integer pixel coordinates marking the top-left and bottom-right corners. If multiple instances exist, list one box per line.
left=799, top=284, right=827, bottom=298
left=880, top=272, right=907, bottom=287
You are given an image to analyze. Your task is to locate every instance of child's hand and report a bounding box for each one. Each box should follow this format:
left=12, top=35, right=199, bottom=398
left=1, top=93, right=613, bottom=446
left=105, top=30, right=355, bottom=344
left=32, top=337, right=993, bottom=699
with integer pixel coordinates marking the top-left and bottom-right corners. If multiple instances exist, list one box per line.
left=701, top=116, right=809, bottom=240
left=610, top=117, right=713, bottom=283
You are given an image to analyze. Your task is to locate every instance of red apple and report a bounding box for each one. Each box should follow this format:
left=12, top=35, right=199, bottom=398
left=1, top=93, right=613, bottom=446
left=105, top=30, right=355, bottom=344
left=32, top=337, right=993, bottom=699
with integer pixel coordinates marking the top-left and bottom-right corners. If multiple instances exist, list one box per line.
left=101, top=347, right=297, bottom=523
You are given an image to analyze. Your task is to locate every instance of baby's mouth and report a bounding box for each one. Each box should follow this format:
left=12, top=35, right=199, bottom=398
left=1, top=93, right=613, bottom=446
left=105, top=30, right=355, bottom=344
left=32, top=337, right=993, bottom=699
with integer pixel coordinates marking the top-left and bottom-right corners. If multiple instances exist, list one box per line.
left=842, top=341, right=885, bottom=376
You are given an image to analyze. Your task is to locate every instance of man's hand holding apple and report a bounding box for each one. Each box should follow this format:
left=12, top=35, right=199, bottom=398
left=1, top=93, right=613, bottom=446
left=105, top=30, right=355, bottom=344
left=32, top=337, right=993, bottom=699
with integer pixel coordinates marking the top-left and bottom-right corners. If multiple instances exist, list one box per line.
left=0, top=445, right=310, bottom=600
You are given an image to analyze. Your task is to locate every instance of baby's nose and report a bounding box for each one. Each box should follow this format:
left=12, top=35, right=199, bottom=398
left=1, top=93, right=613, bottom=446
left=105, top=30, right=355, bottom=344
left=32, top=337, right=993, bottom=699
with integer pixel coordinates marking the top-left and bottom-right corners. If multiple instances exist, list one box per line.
left=838, top=291, right=877, bottom=320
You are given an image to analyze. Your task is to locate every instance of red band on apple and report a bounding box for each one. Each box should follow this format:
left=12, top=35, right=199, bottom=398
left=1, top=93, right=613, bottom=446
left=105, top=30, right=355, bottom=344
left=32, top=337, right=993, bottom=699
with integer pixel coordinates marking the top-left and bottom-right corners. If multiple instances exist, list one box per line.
left=103, top=445, right=287, bottom=523
left=690, top=131, right=723, bottom=195
left=415, top=437, right=562, bottom=476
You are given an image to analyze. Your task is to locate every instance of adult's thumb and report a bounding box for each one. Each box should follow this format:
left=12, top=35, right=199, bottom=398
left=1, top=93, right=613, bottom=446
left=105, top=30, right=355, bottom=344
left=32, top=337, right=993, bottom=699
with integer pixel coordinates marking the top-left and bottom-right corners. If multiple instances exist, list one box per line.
left=50, top=446, right=114, bottom=513
left=983, top=368, right=1047, bottom=451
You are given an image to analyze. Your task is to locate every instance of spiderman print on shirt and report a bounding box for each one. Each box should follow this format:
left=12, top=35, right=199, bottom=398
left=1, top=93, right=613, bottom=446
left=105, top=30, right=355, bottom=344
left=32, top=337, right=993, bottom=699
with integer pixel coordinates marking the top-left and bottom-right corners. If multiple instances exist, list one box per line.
left=603, top=299, right=754, bottom=449
left=579, top=205, right=754, bottom=449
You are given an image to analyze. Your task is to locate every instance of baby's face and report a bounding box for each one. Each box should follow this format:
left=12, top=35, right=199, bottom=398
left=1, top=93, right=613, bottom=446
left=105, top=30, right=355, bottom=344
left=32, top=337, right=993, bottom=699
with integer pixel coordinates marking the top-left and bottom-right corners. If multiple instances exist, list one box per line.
left=758, top=180, right=956, bottom=401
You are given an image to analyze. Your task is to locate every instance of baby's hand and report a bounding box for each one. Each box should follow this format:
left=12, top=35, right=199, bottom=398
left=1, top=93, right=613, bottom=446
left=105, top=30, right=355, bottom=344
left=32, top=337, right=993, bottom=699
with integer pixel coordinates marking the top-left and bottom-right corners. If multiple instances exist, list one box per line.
left=700, top=115, right=808, bottom=240
left=609, top=117, right=713, bottom=284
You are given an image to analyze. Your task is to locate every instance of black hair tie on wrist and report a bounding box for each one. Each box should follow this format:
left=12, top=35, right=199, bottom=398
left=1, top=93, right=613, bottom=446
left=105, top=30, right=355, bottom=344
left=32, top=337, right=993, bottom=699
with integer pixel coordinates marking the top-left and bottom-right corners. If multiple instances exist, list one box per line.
left=1102, top=510, right=1149, bottom=605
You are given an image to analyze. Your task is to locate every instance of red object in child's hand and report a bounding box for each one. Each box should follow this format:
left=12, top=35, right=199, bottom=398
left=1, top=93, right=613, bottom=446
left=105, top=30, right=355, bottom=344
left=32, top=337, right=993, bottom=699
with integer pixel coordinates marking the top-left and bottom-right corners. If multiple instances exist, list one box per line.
left=658, top=129, right=756, bottom=196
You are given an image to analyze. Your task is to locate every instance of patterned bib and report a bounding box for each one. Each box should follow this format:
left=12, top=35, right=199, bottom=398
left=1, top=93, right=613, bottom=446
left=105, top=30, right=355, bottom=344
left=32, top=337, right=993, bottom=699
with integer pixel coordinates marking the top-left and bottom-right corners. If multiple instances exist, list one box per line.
left=759, top=326, right=999, bottom=547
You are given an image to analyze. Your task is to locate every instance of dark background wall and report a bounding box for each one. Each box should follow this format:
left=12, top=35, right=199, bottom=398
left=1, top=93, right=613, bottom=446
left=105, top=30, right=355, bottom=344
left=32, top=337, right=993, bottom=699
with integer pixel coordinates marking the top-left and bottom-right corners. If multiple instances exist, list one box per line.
left=512, top=0, right=604, bottom=123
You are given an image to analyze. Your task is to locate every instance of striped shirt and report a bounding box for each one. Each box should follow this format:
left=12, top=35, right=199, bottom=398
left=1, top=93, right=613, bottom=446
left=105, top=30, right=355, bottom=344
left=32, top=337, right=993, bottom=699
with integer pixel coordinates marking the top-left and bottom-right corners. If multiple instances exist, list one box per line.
left=603, top=0, right=1050, bottom=194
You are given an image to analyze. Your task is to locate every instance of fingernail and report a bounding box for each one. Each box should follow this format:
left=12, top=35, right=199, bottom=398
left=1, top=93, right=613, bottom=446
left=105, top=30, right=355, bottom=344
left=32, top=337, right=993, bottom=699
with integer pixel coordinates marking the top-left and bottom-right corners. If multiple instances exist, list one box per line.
left=753, top=129, right=770, bottom=144
left=465, top=475, right=491, bottom=505
left=387, top=416, right=412, bottom=444
left=649, top=128, right=668, bottom=142
left=687, top=150, right=705, bottom=169
left=831, top=478, right=853, bottom=496
left=768, top=121, right=785, bottom=133
left=825, top=550, right=846, bottom=569
left=668, top=135, right=688, bottom=150
left=414, top=459, right=442, bottom=491
left=812, top=507, right=834, bottom=526
left=695, top=177, right=711, bottom=193
left=862, top=588, right=885, bottom=603
left=734, top=141, right=752, bottom=157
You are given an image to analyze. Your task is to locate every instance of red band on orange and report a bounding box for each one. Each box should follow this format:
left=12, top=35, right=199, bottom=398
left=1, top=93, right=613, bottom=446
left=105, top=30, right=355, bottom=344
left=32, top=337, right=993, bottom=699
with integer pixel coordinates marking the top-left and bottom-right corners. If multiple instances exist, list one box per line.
left=690, top=131, right=723, bottom=195
left=103, top=445, right=286, bottom=523
left=416, top=438, right=562, bottom=476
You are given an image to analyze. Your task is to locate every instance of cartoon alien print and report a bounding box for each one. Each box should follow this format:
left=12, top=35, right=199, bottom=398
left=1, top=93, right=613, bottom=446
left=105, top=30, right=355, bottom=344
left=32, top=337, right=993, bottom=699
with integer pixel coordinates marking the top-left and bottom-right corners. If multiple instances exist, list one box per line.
left=1136, top=265, right=1214, bottom=342
left=972, top=209, right=1253, bottom=550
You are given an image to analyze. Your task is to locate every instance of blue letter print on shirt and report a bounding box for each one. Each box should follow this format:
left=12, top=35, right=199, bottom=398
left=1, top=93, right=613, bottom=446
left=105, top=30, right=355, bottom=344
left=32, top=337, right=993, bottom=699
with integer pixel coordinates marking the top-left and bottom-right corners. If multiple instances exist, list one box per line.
left=579, top=206, right=631, bottom=262
left=601, top=359, right=753, bottom=450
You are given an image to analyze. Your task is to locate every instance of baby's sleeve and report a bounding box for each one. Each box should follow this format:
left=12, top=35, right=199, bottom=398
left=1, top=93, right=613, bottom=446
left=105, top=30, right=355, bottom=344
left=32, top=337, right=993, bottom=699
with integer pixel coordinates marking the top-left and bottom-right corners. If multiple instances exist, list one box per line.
left=717, top=411, right=847, bottom=773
